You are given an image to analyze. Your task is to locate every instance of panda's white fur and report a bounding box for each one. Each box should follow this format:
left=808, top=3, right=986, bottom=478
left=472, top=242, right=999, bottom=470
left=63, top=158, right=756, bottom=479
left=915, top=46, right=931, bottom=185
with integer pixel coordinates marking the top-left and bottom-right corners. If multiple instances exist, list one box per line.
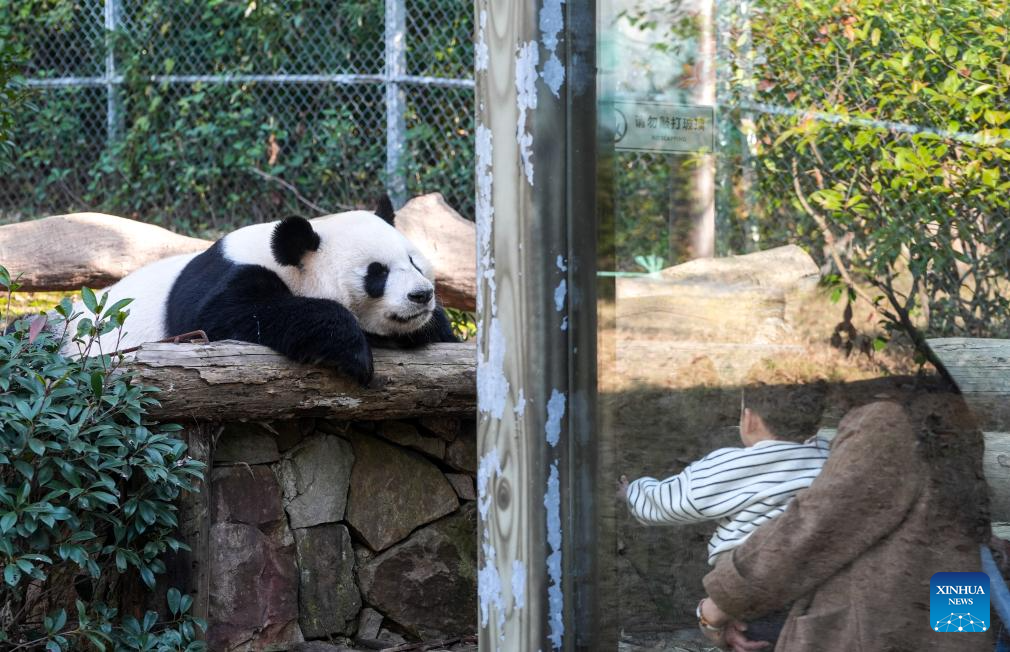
left=219, top=210, right=436, bottom=336
left=63, top=208, right=451, bottom=383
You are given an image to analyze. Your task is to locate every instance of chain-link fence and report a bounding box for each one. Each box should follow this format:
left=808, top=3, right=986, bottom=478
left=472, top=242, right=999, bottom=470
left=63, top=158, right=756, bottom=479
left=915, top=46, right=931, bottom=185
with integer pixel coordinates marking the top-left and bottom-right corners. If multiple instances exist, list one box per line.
left=608, top=0, right=1010, bottom=340
left=0, top=0, right=474, bottom=236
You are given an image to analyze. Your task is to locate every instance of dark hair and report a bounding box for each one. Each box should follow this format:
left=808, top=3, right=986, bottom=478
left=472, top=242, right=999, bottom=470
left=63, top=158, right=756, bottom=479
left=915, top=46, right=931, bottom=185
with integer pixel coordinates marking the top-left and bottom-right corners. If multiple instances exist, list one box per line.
left=744, top=381, right=828, bottom=441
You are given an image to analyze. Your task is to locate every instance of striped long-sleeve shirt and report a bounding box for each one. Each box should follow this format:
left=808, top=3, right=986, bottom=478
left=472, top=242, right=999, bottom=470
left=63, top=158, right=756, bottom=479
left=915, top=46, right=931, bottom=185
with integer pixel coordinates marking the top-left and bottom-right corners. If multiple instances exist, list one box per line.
left=626, top=435, right=831, bottom=565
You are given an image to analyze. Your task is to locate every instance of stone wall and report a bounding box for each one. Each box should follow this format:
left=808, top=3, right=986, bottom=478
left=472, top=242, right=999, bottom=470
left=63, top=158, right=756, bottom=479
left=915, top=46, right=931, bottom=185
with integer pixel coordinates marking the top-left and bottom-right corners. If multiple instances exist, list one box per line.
left=205, top=416, right=478, bottom=651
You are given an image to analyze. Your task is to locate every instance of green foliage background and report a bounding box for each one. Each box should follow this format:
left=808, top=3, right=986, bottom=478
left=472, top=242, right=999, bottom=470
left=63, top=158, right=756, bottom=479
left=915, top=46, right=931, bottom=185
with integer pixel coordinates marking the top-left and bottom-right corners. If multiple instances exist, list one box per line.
left=614, top=0, right=1010, bottom=347
left=0, top=0, right=474, bottom=237
left=732, top=0, right=1010, bottom=341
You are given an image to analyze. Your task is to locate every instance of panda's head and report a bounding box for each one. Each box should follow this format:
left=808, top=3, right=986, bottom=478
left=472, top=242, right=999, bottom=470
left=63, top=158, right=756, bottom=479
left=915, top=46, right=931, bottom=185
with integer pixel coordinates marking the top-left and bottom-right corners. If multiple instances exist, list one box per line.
left=257, top=199, right=438, bottom=336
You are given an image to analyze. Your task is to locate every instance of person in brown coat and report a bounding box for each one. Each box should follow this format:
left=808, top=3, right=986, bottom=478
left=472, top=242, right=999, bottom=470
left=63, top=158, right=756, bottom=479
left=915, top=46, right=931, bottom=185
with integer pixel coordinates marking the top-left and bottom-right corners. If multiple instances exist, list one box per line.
left=697, top=397, right=993, bottom=651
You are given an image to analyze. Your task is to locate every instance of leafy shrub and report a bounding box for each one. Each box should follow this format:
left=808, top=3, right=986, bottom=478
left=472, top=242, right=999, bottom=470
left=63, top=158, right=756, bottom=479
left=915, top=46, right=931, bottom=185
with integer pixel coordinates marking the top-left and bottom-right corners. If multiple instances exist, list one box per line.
left=739, top=0, right=1010, bottom=347
left=615, top=0, right=1010, bottom=366
left=0, top=23, right=29, bottom=166
left=0, top=267, right=206, bottom=651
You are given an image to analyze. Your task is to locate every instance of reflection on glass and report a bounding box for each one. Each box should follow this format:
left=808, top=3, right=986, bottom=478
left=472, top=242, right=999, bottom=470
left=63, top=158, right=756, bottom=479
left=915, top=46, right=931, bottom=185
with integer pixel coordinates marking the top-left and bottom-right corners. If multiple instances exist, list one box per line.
left=598, top=1, right=1009, bottom=650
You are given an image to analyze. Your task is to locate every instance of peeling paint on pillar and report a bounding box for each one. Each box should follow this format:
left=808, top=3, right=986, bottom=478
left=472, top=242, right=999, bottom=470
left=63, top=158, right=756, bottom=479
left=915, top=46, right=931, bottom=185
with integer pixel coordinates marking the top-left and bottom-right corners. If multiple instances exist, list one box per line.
left=476, top=122, right=509, bottom=420
left=545, top=389, right=566, bottom=649
left=539, top=0, right=566, bottom=97
left=545, top=462, right=563, bottom=649
left=553, top=279, right=567, bottom=313
left=514, top=388, right=527, bottom=416
left=475, top=10, right=489, bottom=72
left=515, top=41, right=539, bottom=187
left=477, top=449, right=505, bottom=633
left=544, top=389, right=566, bottom=448
left=512, top=560, right=527, bottom=610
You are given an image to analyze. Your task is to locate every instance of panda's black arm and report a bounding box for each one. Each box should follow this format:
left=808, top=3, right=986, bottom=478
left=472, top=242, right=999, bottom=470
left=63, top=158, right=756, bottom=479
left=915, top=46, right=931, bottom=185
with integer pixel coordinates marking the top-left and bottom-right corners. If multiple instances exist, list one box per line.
left=193, top=266, right=374, bottom=385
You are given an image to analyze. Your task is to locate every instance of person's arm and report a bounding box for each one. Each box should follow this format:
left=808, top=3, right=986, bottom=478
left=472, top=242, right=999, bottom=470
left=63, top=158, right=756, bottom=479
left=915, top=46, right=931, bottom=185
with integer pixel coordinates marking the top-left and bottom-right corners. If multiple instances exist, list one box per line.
left=626, top=448, right=748, bottom=525
left=626, top=471, right=701, bottom=525
left=703, top=401, right=925, bottom=620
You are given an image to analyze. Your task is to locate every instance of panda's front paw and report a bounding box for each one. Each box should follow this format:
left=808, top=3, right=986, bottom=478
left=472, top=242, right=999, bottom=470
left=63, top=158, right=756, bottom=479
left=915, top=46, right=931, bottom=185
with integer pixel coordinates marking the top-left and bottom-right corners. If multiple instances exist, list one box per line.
left=349, top=340, right=374, bottom=386
left=331, top=333, right=374, bottom=386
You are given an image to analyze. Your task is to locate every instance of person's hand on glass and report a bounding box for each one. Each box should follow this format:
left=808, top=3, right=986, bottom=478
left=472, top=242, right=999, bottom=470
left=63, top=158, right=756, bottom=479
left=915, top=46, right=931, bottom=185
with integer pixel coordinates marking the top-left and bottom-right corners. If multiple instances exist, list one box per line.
left=616, top=474, right=630, bottom=502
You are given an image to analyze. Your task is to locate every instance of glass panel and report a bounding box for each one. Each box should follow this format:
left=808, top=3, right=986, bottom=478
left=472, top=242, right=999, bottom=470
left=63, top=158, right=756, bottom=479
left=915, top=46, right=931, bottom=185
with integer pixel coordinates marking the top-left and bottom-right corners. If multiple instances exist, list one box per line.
left=597, top=1, right=1009, bottom=649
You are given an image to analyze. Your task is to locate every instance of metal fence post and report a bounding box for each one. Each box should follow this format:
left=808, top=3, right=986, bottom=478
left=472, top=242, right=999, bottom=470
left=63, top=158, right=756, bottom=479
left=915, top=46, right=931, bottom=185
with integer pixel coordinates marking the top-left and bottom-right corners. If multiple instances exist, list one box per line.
left=104, top=0, right=122, bottom=143
left=384, top=0, right=408, bottom=207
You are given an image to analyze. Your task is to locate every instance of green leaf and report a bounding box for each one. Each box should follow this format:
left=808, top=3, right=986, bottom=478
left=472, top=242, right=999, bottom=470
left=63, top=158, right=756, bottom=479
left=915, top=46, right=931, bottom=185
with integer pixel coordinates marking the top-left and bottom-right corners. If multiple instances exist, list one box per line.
left=81, top=287, right=98, bottom=314
left=927, top=29, right=942, bottom=50
left=167, top=587, right=182, bottom=615
left=56, top=297, right=74, bottom=319
left=4, top=564, right=21, bottom=586
left=102, top=297, right=133, bottom=318
left=53, top=608, right=67, bottom=632
left=90, top=372, right=103, bottom=398
left=14, top=460, right=33, bottom=481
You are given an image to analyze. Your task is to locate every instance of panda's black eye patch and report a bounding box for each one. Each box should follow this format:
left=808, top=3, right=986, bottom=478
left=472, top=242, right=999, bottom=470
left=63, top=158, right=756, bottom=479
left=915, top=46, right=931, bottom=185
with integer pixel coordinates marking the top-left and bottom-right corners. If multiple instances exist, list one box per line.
left=365, top=262, right=389, bottom=298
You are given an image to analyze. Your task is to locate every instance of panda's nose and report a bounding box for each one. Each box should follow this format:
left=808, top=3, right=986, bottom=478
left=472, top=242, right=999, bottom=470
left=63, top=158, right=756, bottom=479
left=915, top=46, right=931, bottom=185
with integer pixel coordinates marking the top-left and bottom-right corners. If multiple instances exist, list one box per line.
left=408, top=289, right=433, bottom=305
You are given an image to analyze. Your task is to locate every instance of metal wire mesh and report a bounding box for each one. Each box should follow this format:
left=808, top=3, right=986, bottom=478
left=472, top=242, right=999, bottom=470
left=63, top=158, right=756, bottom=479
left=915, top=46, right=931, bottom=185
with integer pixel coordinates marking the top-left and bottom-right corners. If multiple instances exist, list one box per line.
left=0, top=0, right=473, bottom=235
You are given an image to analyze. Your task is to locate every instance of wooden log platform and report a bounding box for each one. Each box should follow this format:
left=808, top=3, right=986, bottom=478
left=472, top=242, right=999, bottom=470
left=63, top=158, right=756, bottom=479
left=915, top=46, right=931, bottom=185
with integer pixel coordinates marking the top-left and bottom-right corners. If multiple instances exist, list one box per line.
left=926, top=337, right=1010, bottom=527
left=926, top=337, right=1010, bottom=431
left=127, top=340, right=476, bottom=422
left=926, top=338, right=1010, bottom=399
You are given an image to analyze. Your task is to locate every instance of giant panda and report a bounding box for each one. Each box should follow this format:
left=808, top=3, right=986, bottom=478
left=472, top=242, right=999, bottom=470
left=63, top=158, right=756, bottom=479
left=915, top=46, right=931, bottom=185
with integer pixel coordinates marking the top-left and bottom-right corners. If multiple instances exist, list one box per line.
left=66, top=198, right=456, bottom=384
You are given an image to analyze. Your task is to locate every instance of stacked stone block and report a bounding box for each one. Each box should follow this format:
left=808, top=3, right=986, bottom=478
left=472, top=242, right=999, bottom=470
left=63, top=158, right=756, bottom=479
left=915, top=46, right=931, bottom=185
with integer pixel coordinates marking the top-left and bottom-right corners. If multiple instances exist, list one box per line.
left=206, top=418, right=478, bottom=651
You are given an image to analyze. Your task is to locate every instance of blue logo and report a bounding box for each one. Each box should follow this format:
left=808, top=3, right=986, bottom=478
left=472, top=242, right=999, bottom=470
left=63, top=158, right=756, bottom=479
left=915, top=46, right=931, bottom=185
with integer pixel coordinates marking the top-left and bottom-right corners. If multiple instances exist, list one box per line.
left=930, top=572, right=989, bottom=632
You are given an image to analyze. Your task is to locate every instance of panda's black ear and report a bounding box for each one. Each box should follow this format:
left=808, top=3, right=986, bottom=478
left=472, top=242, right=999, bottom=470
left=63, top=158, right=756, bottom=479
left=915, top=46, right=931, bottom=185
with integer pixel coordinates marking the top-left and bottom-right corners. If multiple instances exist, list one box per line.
left=271, top=217, right=321, bottom=266
left=375, top=194, right=396, bottom=226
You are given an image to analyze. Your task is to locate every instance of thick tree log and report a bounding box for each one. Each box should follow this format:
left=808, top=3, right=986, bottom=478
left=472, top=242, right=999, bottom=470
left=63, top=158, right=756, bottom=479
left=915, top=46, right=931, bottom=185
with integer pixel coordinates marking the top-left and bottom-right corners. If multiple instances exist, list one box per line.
left=926, top=337, right=1010, bottom=398
left=0, top=213, right=211, bottom=291
left=926, top=337, right=1010, bottom=430
left=0, top=194, right=477, bottom=310
left=128, top=340, right=476, bottom=422
left=395, top=193, right=477, bottom=311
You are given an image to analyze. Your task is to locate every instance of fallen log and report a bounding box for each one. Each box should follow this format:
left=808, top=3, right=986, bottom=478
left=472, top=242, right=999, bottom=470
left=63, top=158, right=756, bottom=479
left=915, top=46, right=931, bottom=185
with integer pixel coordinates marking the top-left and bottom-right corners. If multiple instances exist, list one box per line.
left=128, top=340, right=476, bottom=422
left=0, top=213, right=211, bottom=291
left=0, top=193, right=477, bottom=311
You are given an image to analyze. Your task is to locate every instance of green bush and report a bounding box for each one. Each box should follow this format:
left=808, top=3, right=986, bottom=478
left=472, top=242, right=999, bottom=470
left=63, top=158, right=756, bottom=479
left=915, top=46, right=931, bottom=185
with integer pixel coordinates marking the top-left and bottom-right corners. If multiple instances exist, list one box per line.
left=615, top=0, right=1010, bottom=365
left=734, top=0, right=1010, bottom=360
left=0, top=22, right=29, bottom=166
left=0, top=267, right=206, bottom=651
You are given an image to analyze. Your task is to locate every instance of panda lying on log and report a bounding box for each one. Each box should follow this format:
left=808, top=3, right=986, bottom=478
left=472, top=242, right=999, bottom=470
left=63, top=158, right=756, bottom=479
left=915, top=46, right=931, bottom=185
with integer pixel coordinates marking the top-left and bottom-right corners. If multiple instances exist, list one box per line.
left=65, top=197, right=457, bottom=384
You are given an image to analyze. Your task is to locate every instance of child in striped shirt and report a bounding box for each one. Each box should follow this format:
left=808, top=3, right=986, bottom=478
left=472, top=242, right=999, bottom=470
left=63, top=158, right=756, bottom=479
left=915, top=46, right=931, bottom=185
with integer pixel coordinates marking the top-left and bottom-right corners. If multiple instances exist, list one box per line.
left=620, top=397, right=831, bottom=566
